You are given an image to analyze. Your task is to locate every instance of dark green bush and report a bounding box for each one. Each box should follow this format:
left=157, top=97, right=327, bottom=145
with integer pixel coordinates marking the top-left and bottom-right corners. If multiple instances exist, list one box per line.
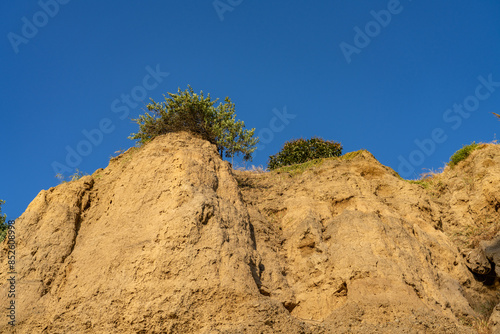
left=268, top=137, right=342, bottom=170
left=448, top=142, right=480, bottom=167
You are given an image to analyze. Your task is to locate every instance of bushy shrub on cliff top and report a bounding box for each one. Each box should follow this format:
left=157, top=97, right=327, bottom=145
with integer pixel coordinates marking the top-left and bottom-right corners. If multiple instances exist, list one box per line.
left=268, top=137, right=342, bottom=170
left=129, top=86, right=259, bottom=161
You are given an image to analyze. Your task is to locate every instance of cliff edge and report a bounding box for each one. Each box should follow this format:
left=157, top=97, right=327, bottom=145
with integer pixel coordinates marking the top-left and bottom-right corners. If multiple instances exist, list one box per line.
left=1, top=132, right=499, bottom=333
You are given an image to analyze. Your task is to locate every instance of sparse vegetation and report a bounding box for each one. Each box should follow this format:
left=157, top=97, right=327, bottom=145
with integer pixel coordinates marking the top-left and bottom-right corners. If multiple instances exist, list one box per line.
left=56, top=169, right=87, bottom=183
left=269, top=150, right=365, bottom=177
left=339, top=150, right=365, bottom=161
left=452, top=219, right=500, bottom=249
left=234, top=164, right=267, bottom=173
left=110, top=149, right=126, bottom=159
left=129, top=85, right=259, bottom=161
left=407, top=179, right=432, bottom=189
left=0, top=200, right=7, bottom=243
left=472, top=318, right=491, bottom=334
left=471, top=316, right=492, bottom=334
left=268, top=137, right=342, bottom=170
left=273, top=157, right=325, bottom=176
left=448, top=142, right=481, bottom=167
left=404, top=168, right=448, bottom=199
left=109, top=146, right=139, bottom=166
left=458, top=315, right=492, bottom=334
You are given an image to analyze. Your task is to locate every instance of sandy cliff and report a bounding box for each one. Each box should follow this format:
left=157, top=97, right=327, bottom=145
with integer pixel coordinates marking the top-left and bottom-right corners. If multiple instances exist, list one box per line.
left=1, top=132, right=499, bottom=333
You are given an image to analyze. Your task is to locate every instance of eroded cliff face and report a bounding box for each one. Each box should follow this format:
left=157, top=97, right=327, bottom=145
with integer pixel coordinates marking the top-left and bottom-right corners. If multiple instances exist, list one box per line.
left=235, top=144, right=500, bottom=333
left=1, top=132, right=499, bottom=333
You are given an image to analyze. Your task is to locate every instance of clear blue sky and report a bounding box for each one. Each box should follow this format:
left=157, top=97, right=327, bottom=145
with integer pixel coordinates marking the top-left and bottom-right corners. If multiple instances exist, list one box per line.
left=2, top=0, right=500, bottom=220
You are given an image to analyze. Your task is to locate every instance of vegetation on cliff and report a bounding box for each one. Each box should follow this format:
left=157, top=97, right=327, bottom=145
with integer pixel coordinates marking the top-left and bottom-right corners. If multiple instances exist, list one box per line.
left=0, top=200, right=6, bottom=243
left=448, top=142, right=482, bottom=168
left=129, top=85, right=259, bottom=161
left=268, top=137, right=342, bottom=170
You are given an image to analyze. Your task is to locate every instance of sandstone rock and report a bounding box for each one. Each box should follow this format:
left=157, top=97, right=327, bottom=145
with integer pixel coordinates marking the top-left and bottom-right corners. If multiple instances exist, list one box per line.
left=0, top=133, right=499, bottom=333
left=490, top=303, right=500, bottom=334
left=437, top=144, right=500, bottom=251
left=482, top=236, right=500, bottom=277
left=463, top=248, right=491, bottom=275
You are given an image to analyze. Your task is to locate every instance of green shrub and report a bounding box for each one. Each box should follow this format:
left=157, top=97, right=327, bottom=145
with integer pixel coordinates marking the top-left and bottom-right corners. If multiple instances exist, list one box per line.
left=129, top=85, right=259, bottom=161
left=448, top=142, right=480, bottom=167
left=268, top=137, right=342, bottom=170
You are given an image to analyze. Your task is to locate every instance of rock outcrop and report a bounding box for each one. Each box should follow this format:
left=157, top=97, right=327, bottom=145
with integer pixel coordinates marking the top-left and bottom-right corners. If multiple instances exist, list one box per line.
left=1, top=132, right=499, bottom=333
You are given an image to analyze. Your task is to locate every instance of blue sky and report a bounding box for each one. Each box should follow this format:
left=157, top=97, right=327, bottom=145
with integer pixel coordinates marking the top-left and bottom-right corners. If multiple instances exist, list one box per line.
left=2, top=0, right=500, bottom=220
